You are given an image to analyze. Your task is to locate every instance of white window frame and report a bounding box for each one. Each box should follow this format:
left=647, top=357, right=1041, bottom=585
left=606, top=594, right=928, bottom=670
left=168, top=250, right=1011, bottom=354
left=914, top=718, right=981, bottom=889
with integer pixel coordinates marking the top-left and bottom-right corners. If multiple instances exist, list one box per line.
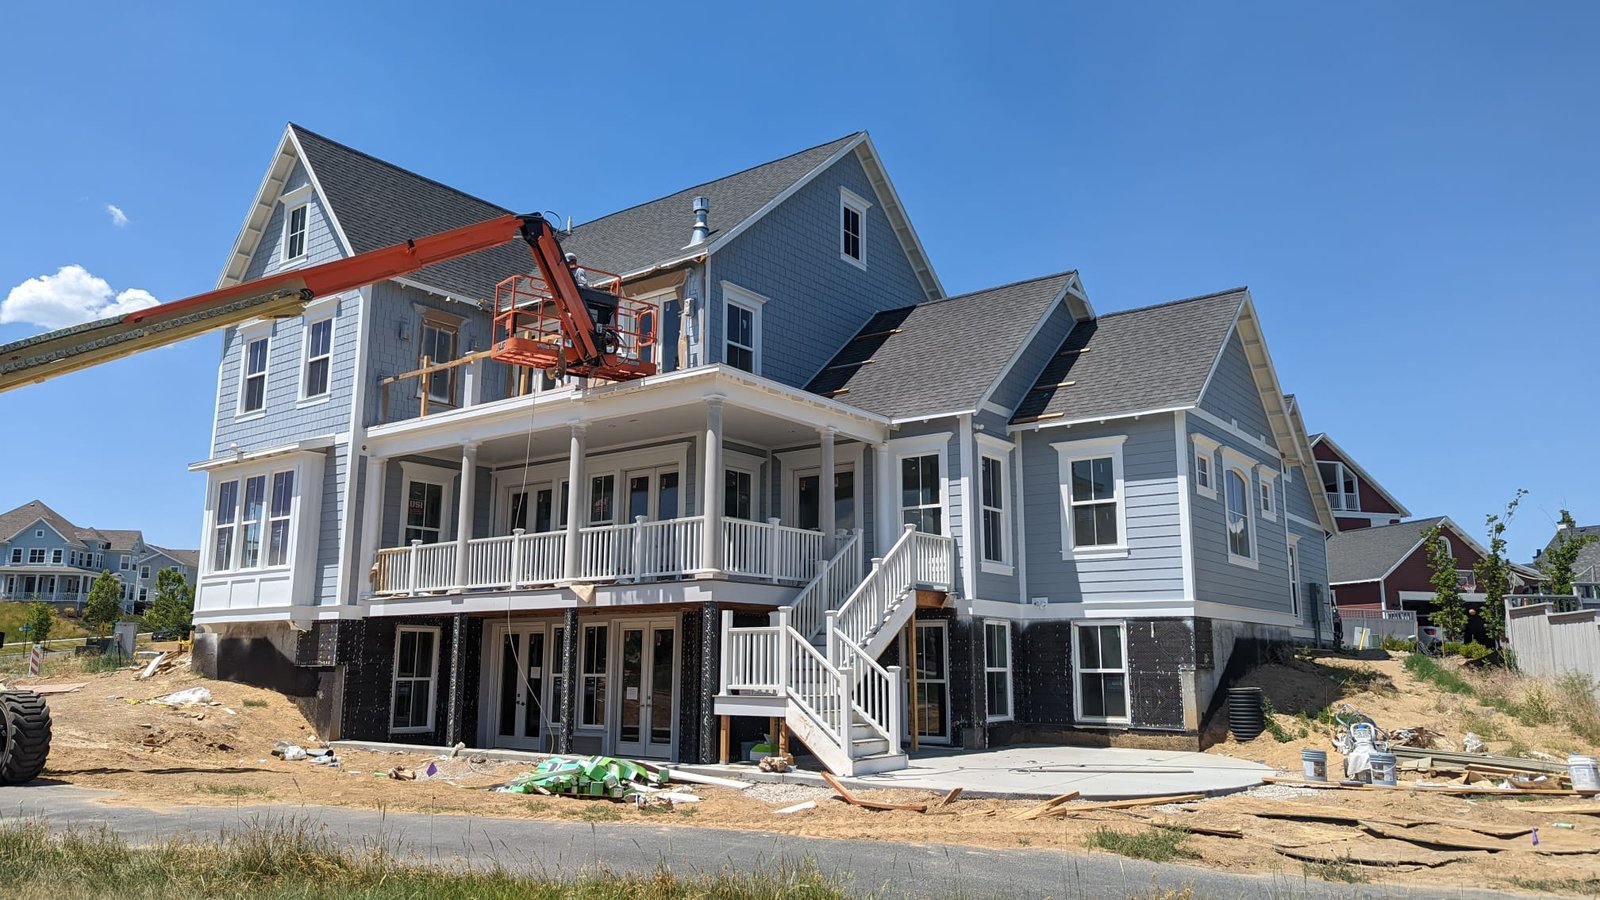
left=1318, top=460, right=1359, bottom=512
left=720, top=281, right=766, bottom=375
left=983, top=619, right=1013, bottom=722
left=1190, top=434, right=1220, bottom=500
left=839, top=186, right=872, bottom=269
left=417, top=312, right=461, bottom=406
left=283, top=202, right=309, bottom=263
left=1221, top=447, right=1258, bottom=569
left=205, top=458, right=311, bottom=574
left=890, top=432, right=951, bottom=537
left=299, top=308, right=335, bottom=402
left=1052, top=435, right=1129, bottom=559
left=579, top=622, right=609, bottom=730
left=1287, top=535, right=1301, bottom=618
left=400, top=461, right=457, bottom=546
left=1072, top=621, right=1130, bottom=726
left=1255, top=465, right=1278, bottom=522
left=390, top=625, right=441, bottom=734
left=976, top=433, right=1014, bottom=575
left=30, top=548, right=46, bottom=565
left=51, top=549, right=63, bottom=565
left=236, top=325, right=271, bottom=417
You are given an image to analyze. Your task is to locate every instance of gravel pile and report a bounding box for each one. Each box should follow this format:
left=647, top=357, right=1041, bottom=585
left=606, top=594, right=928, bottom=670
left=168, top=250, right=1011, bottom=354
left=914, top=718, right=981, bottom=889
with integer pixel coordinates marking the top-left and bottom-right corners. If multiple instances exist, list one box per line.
left=1244, top=782, right=1325, bottom=801
left=745, top=782, right=834, bottom=805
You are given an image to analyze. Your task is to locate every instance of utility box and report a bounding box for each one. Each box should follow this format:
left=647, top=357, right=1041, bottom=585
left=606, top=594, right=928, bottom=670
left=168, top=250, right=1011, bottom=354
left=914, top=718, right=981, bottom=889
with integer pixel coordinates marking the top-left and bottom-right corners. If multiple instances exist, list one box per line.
left=113, top=621, right=138, bottom=658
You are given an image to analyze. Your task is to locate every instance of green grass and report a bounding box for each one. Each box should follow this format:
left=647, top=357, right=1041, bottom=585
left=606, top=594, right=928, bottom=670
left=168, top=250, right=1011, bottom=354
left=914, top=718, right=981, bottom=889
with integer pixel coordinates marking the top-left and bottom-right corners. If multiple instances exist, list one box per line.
left=1402, top=652, right=1474, bottom=696
left=1302, top=859, right=1369, bottom=884
left=242, top=698, right=269, bottom=708
left=195, top=784, right=268, bottom=798
left=0, top=821, right=849, bottom=900
left=0, top=602, right=92, bottom=647
left=1085, top=826, right=1195, bottom=863
left=1512, top=876, right=1600, bottom=895
left=563, top=803, right=623, bottom=823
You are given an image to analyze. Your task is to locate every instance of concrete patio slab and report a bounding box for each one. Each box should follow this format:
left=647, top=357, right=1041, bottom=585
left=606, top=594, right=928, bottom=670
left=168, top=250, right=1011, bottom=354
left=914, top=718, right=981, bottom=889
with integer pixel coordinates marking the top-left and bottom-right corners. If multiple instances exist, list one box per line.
left=684, top=744, right=1269, bottom=800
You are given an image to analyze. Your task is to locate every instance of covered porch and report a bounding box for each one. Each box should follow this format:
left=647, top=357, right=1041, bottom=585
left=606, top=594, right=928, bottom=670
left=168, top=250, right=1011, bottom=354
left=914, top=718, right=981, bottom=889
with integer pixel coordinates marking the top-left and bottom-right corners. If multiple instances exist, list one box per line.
left=359, top=366, right=891, bottom=604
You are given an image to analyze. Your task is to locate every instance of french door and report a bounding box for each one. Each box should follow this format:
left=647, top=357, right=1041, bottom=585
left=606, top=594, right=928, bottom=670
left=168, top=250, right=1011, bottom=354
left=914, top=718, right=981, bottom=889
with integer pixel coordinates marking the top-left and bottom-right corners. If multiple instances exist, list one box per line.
left=492, top=624, right=553, bottom=750
left=614, top=619, right=677, bottom=759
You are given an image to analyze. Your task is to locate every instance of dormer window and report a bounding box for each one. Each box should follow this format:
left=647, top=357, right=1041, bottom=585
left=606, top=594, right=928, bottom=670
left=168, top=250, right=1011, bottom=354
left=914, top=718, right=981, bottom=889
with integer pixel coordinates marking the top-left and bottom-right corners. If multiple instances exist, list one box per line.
left=1318, top=460, right=1358, bottom=511
left=284, top=203, right=308, bottom=261
left=839, top=187, right=871, bottom=269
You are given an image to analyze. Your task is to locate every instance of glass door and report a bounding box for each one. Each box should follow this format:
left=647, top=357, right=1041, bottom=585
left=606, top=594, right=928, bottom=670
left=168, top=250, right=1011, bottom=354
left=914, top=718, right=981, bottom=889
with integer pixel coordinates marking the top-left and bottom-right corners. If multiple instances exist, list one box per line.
left=614, top=620, right=677, bottom=758
left=493, top=626, right=549, bottom=750
left=795, top=468, right=855, bottom=533
left=911, top=620, right=951, bottom=744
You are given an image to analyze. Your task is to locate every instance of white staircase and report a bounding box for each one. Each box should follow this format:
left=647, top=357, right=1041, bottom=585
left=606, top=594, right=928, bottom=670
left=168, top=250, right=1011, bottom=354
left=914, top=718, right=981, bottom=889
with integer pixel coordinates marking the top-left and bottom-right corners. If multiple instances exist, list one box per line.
left=718, top=524, right=956, bottom=775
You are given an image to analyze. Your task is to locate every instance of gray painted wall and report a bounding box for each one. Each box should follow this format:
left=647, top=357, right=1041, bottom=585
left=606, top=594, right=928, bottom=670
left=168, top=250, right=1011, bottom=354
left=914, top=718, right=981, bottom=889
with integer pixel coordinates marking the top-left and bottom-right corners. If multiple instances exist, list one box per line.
left=1197, top=330, right=1277, bottom=450
left=1187, top=417, right=1294, bottom=615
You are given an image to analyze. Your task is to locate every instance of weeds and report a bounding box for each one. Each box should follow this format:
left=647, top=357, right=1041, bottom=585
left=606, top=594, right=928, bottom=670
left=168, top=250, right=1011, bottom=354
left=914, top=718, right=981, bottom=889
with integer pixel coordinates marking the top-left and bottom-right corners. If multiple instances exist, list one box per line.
left=1403, top=653, right=1474, bottom=696
left=1461, top=711, right=1501, bottom=741
left=563, top=803, right=622, bottom=823
left=242, top=698, right=269, bottom=709
left=1085, top=826, right=1195, bottom=862
left=1554, top=673, right=1600, bottom=744
left=1302, top=858, right=1369, bottom=883
left=1261, top=698, right=1307, bottom=743
left=1337, top=664, right=1395, bottom=696
left=195, top=784, right=267, bottom=798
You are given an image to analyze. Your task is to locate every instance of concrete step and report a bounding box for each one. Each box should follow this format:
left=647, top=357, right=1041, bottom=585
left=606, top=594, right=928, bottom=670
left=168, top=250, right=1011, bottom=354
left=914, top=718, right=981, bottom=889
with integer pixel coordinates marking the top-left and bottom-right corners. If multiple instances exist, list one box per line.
left=850, top=736, right=890, bottom=757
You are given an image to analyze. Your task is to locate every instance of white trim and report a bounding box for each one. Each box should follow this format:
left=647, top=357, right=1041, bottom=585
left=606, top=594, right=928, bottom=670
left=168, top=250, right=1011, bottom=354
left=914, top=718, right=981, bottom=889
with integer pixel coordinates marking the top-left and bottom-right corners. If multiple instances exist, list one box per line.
left=1010, top=404, right=1194, bottom=433
left=1190, top=407, right=1277, bottom=459
left=390, top=624, right=441, bottom=734
left=1174, top=412, right=1197, bottom=603
left=720, top=281, right=766, bottom=376
left=297, top=304, right=336, bottom=402
left=975, top=433, right=1014, bottom=576
left=1051, top=435, right=1129, bottom=559
left=1288, top=534, right=1302, bottom=619
left=1220, top=461, right=1258, bottom=570
left=1071, top=620, right=1130, bottom=725
left=982, top=619, right=1013, bottom=723
left=1194, top=309, right=1246, bottom=410
left=283, top=128, right=355, bottom=258
left=279, top=198, right=310, bottom=268
left=776, top=443, right=864, bottom=530
left=235, top=326, right=271, bottom=417
left=889, top=431, right=953, bottom=538
left=975, top=280, right=1075, bottom=412
left=1256, top=464, right=1278, bottom=523
left=1189, top=432, right=1220, bottom=500
left=958, top=415, right=976, bottom=598
left=838, top=186, right=871, bottom=270
left=1309, top=434, right=1412, bottom=518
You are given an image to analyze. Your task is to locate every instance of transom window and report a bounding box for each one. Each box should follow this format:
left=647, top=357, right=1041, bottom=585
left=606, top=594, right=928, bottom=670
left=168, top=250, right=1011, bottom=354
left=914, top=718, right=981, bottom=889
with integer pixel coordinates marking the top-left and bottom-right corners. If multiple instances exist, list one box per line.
left=1225, top=469, right=1253, bottom=562
left=900, top=454, right=942, bottom=534
left=303, top=317, right=333, bottom=398
left=980, top=455, right=1008, bottom=564
left=284, top=204, right=308, bottom=261
left=1074, top=622, right=1129, bottom=724
left=419, top=317, right=458, bottom=404
left=984, top=620, right=1012, bottom=722
left=725, top=301, right=757, bottom=372
left=240, top=336, right=269, bottom=414
left=391, top=626, right=439, bottom=732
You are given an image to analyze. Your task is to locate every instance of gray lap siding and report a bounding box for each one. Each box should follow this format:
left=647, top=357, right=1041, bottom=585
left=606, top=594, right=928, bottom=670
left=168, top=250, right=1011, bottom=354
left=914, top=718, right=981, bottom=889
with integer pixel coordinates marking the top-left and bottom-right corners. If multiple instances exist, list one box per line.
left=1188, top=427, right=1293, bottom=616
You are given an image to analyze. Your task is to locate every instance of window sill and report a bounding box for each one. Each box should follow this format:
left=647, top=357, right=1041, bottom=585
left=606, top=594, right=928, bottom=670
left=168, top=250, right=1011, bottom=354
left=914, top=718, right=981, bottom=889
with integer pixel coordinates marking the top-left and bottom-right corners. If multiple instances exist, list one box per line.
left=1260, top=512, right=1277, bottom=523
left=1196, top=486, right=1217, bottom=501
left=1071, top=719, right=1132, bottom=729
left=201, top=564, right=294, bottom=578
left=1226, top=553, right=1260, bottom=571
left=980, top=561, right=1015, bottom=577
left=389, top=726, right=433, bottom=735
left=296, top=395, right=333, bottom=408
left=839, top=252, right=867, bottom=271
left=234, top=411, right=267, bottom=423
left=277, top=258, right=310, bottom=272
left=1063, top=545, right=1130, bottom=561
left=985, top=715, right=1015, bottom=724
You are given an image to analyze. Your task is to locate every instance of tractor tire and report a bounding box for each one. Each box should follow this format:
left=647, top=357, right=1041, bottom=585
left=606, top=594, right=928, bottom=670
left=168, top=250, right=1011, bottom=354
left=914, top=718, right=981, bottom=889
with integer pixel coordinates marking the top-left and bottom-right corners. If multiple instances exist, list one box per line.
left=0, top=690, right=52, bottom=785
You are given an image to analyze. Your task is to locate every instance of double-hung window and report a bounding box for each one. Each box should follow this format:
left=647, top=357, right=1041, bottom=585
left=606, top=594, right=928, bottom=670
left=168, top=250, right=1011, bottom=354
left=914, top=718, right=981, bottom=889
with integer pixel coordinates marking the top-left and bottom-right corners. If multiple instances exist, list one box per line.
left=51, top=549, right=63, bottom=565
left=212, top=480, right=238, bottom=571
left=240, top=336, right=269, bottom=414
left=580, top=624, right=608, bottom=728
left=1053, top=436, right=1127, bottom=556
left=8, top=549, right=20, bottom=564
left=724, top=469, right=754, bottom=521
left=724, top=300, right=758, bottom=372
left=1074, top=622, right=1129, bottom=724
left=284, top=203, right=308, bottom=262
left=1225, top=469, right=1254, bottom=564
left=589, top=474, right=616, bottom=525
left=302, top=317, right=333, bottom=399
left=240, top=475, right=267, bottom=568
left=984, top=620, right=1012, bottom=722
left=267, top=471, right=295, bottom=566
left=29, top=549, right=45, bottom=564
left=419, top=316, right=458, bottom=405
left=391, top=626, right=439, bottom=732
left=979, top=452, right=1010, bottom=568
left=839, top=187, right=870, bottom=268
left=900, top=454, right=943, bottom=534
left=1256, top=465, right=1277, bottom=521
left=1191, top=434, right=1220, bottom=500
left=405, top=480, right=446, bottom=544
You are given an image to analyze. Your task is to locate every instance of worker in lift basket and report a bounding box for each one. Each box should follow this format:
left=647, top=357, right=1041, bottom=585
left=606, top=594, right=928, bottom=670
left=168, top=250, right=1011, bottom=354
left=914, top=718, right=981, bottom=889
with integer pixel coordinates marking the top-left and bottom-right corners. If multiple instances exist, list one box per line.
left=566, top=251, right=618, bottom=333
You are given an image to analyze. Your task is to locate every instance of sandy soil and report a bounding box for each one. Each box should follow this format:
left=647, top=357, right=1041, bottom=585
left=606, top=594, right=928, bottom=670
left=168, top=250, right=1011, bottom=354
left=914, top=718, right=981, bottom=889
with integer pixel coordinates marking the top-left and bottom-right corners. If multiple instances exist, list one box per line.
left=7, top=652, right=1600, bottom=894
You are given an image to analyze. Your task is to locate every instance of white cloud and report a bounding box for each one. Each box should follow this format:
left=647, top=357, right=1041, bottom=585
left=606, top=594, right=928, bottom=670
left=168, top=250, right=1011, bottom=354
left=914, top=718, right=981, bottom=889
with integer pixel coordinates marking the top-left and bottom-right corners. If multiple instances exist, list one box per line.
left=106, top=204, right=128, bottom=227
left=0, top=266, right=160, bottom=330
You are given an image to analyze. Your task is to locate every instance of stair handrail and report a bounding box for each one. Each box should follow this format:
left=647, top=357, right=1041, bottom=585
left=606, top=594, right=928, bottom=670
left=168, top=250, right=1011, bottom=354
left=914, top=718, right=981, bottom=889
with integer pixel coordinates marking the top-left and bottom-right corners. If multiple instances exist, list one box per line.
left=834, top=628, right=902, bottom=756
left=831, top=524, right=919, bottom=658
left=788, top=528, right=863, bottom=640
left=780, top=622, right=848, bottom=747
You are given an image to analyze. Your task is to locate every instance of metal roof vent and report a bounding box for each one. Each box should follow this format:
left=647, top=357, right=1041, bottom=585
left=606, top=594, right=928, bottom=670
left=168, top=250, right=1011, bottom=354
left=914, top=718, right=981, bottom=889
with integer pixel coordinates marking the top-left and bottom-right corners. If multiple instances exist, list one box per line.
left=689, top=196, right=710, bottom=246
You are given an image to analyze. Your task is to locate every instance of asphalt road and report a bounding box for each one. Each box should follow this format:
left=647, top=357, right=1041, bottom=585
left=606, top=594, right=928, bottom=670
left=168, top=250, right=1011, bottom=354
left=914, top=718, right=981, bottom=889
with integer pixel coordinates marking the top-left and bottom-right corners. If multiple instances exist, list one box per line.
left=0, top=784, right=1524, bottom=899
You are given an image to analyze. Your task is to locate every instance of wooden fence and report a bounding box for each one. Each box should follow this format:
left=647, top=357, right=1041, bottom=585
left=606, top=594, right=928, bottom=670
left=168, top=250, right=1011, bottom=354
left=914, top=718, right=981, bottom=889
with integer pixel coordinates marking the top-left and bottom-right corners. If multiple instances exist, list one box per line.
left=1505, top=602, right=1600, bottom=692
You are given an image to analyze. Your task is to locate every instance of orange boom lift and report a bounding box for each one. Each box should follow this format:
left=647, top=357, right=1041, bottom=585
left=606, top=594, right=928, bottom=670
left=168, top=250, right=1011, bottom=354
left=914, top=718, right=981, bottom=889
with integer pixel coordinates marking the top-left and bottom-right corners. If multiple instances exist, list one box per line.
left=0, top=212, right=656, bottom=394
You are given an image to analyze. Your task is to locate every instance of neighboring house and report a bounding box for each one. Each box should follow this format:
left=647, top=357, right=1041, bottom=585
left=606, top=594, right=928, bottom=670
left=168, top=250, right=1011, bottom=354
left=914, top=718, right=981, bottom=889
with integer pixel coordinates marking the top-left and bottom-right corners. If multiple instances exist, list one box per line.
left=0, top=500, right=198, bottom=613
left=1532, top=522, right=1600, bottom=603
left=1308, top=434, right=1410, bottom=531
left=190, top=125, right=1333, bottom=773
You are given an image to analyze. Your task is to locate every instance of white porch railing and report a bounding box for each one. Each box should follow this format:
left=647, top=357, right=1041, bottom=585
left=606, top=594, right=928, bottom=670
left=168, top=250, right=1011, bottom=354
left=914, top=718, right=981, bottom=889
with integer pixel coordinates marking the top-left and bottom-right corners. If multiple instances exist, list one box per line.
left=832, top=524, right=956, bottom=662
left=722, top=518, right=827, bottom=583
left=790, top=529, right=863, bottom=640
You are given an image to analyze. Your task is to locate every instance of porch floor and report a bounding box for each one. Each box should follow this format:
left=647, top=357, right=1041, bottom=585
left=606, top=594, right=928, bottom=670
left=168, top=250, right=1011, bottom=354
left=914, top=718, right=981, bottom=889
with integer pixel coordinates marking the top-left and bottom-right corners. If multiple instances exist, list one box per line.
left=685, top=743, right=1270, bottom=800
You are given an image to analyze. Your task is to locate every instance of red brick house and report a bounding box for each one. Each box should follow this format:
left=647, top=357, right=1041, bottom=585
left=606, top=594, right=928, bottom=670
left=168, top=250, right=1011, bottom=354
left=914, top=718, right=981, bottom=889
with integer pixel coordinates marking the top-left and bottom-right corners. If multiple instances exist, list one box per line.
left=1309, top=434, right=1408, bottom=531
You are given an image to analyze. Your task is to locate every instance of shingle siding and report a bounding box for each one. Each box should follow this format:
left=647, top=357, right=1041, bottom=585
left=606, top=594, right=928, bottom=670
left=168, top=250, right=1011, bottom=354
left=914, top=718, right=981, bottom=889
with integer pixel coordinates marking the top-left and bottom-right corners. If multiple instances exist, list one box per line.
left=363, top=282, right=494, bottom=428
left=1020, top=415, right=1185, bottom=605
left=710, top=150, right=926, bottom=389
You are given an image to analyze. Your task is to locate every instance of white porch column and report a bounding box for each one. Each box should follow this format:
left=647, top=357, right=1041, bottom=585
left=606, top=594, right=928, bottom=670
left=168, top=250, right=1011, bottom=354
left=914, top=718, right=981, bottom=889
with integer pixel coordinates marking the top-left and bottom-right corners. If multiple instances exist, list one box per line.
left=454, top=443, right=479, bottom=591
left=701, top=397, right=725, bottom=573
left=818, top=426, right=837, bottom=555
left=563, top=423, right=587, bottom=582
left=874, top=441, right=894, bottom=555
left=357, top=454, right=388, bottom=599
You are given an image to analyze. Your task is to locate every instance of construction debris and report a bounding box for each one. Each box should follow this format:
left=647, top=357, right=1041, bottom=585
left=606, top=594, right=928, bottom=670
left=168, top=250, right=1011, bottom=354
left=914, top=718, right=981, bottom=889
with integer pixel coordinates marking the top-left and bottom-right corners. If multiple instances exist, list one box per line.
left=25, top=682, right=85, bottom=695
left=151, top=687, right=211, bottom=707
left=775, top=800, right=817, bottom=815
left=1013, top=791, right=1081, bottom=820
left=495, top=755, right=670, bottom=800
left=821, top=771, right=929, bottom=812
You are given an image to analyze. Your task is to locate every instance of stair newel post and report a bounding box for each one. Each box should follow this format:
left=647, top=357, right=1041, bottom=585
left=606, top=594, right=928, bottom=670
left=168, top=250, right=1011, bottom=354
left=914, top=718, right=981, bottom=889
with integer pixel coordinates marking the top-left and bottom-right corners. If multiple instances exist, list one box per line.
left=767, top=517, right=782, bottom=583
left=408, top=539, right=421, bottom=595
left=632, top=515, right=647, bottom=582
left=719, top=609, right=733, bottom=695
left=776, top=606, right=792, bottom=698
left=886, top=664, right=903, bottom=756
left=837, top=665, right=854, bottom=749
left=824, top=611, right=838, bottom=667
left=852, top=528, right=864, bottom=575
left=510, top=528, right=525, bottom=588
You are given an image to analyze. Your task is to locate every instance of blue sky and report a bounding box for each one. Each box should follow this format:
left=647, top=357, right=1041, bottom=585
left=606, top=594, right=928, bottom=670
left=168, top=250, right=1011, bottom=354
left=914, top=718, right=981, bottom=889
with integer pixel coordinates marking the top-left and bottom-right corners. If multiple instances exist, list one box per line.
left=0, top=2, right=1594, bottom=559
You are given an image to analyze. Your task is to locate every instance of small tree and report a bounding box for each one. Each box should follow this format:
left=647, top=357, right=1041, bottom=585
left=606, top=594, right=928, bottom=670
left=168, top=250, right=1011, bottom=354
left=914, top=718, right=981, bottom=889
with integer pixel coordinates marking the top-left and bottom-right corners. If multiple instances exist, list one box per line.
left=1540, top=509, right=1599, bottom=610
left=83, top=571, right=123, bottom=636
left=144, top=568, right=194, bottom=637
left=1424, top=525, right=1468, bottom=642
left=24, top=602, right=54, bottom=646
left=1473, top=489, right=1526, bottom=648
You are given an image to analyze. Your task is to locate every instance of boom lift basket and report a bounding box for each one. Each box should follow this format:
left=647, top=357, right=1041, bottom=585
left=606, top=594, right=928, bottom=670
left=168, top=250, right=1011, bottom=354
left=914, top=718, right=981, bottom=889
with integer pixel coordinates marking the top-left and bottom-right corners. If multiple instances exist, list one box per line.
left=490, top=264, right=657, bottom=381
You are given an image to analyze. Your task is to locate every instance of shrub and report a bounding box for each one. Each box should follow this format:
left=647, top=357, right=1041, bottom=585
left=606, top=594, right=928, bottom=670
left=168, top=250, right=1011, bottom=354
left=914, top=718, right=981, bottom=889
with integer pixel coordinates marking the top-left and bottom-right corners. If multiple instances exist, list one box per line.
left=1442, top=641, right=1492, bottom=662
left=1380, top=634, right=1418, bottom=653
left=1553, top=673, right=1600, bottom=745
left=1086, top=826, right=1195, bottom=862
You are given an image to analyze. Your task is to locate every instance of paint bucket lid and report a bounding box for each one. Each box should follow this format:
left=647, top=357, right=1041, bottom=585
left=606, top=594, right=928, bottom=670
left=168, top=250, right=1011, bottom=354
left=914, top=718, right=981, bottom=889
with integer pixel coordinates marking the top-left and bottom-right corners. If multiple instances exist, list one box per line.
left=1569, top=755, right=1597, bottom=765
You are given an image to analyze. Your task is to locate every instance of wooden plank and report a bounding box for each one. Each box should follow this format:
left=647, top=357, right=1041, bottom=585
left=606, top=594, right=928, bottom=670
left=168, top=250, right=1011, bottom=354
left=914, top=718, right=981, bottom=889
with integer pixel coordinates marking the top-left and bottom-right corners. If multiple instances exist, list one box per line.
left=1532, top=803, right=1600, bottom=816
left=1226, top=799, right=1533, bottom=839
left=1012, top=791, right=1081, bottom=820
left=1272, top=840, right=1482, bottom=869
left=936, top=787, right=963, bottom=808
left=718, top=715, right=730, bottom=765
left=1039, top=793, right=1205, bottom=816
left=1261, top=776, right=1594, bottom=797
left=820, top=772, right=928, bottom=812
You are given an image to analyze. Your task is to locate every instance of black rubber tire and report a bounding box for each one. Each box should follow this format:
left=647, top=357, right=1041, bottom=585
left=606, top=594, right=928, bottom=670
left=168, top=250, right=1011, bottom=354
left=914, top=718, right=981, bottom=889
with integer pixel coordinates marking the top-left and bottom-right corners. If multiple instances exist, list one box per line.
left=0, top=690, right=52, bottom=785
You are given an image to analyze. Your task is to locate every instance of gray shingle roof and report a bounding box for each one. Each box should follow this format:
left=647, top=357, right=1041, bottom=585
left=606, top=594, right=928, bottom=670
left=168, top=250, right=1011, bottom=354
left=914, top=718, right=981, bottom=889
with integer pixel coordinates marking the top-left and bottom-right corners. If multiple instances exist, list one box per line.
left=1327, top=516, right=1447, bottom=584
left=562, top=133, right=863, bottom=277
left=148, top=545, right=199, bottom=569
left=1538, top=524, right=1600, bottom=581
left=0, top=500, right=85, bottom=547
left=1011, top=289, right=1245, bottom=424
left=290, top=126, right=864, bottom=300
left=806, top=272, right=1075, bottom=418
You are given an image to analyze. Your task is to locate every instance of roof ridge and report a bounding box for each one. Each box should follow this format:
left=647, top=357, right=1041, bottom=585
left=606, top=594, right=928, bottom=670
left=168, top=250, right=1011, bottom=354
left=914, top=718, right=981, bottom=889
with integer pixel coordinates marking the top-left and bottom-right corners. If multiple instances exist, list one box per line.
left=1099, top=286, right=1249, bottom=320
left=570, top=132, right=864, bottom=231
left=288, top=123, right=512, bottom=215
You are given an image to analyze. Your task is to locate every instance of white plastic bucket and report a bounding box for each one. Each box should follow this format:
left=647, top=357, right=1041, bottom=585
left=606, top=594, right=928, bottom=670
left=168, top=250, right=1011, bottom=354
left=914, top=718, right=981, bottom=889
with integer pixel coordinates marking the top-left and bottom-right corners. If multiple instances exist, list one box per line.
left=1301, top=748, right=1328, bottom=782
left=1570, top=755, right=1600, bottom=792
left=1369, top=751, right=1397, bottom=786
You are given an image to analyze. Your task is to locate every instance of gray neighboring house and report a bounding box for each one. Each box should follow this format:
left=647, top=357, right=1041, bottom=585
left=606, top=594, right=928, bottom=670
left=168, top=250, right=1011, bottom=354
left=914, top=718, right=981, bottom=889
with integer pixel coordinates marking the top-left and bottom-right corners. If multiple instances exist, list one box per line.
left=1534, top=523, right=1600, bottom=603
left=192, top=125, right=1333, bottom=773
left=0, top=500, right=198, bottom=613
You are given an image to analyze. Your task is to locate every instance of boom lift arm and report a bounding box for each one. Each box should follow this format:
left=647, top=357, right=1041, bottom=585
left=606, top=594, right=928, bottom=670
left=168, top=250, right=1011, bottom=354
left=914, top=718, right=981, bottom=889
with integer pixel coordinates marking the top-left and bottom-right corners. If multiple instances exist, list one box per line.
left=0, top=212, right=655, bottom=394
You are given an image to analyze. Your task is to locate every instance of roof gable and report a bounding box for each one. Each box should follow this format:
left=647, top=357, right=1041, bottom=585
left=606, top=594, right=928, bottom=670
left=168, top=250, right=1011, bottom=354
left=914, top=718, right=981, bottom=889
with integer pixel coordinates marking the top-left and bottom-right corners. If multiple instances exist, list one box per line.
left=1328, top=515, right=1493, bottom=584
left=807, top=271, right=1075, bottom=418
left=1309, top=433, right=1412, bottom=519
left=0, top=500, right=85, bottom=547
